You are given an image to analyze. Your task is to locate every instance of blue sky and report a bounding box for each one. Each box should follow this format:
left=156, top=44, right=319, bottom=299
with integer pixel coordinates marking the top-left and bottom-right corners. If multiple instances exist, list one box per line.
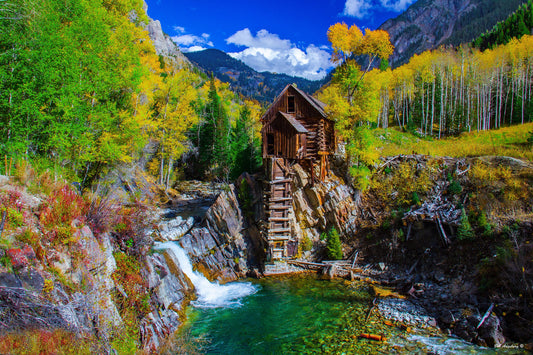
left=144, top=0, right=416, bottom=80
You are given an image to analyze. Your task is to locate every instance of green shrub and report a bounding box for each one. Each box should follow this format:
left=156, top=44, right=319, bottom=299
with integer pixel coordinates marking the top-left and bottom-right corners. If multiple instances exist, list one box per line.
left=448, top=180, right=462, bottom=195
left=301, top=235, right=313, bottom=252
left=476, top=211, right=493, bottom=237
left=350, top=165, right=372, bottom=191
left=457, top=209, right=474, bottom=241
left=412, top=192, right=421, bottom=205
left=325, top=228, right=343, bottom=260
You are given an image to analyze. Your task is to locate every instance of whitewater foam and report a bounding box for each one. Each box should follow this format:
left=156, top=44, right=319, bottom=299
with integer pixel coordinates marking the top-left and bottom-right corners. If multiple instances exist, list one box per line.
left=154, top=241, right=258, bottom=308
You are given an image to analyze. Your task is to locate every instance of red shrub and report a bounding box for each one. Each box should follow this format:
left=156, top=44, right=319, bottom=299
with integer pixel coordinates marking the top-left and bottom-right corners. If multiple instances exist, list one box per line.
left=38, top=184, right=88, bottom=245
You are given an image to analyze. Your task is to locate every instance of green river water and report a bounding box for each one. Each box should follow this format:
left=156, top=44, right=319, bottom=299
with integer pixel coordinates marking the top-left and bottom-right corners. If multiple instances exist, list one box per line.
left=181, top=274, right=525, bottom=354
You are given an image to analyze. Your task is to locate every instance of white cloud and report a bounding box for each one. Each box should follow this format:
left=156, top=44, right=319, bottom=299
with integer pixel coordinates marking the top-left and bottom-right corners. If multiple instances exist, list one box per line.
left=227, top=28, right=291, bottom=51
left=342, top=0, right=372, bottom=18
left=226, top=29, right=333, bottom=81
left=342, top=0, right=415, bottom=18
left=174, top=26, right=185, bottom=34
left=171, top=28, right=213, bottom=51
left=181, top=46, right=207, bottom=53
left=379, top=0, right=416, bottom=12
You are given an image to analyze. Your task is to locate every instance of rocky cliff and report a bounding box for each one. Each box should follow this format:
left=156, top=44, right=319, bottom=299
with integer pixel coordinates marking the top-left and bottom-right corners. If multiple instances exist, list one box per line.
left=0, top=171, right=252, bottom=353
left=380, top=0, right=528, bottom=67
left=290, top=164, right=360, bottom=258
left=141, top=1, right=191, bottom=69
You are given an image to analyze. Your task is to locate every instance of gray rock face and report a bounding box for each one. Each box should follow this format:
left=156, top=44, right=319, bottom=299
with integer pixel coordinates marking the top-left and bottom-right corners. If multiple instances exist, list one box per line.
left=141, top=184, right=248, bottom=351
left=140, top=251, right=193, bottom=353
left=380, top=0, right=474, bottom=66
left=0, top=226, right=122, bottom=344
left=477, top=315, right=506, bottom=348
left=291, top=163, right=360, bottom=257
left=158, top=216, right=194, bottom=242
left=180, top=185, right=247, bottom=281
left=143, top=1, right=191, bottom=68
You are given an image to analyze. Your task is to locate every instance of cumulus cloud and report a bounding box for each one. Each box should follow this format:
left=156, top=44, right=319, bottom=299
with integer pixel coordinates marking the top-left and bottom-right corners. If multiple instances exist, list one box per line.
left=226, top=29, right=333, bottom=81
left=342, top=0, right=415, bottom=18
left=173, top=26, right=185, bottom=34
left=379, top=0, right=416, bottom=12
left=181, top=46, right=207, bottom=53
left=171, top=27, right=213, bottom=51
left=342, top=0, right=372, bottom=18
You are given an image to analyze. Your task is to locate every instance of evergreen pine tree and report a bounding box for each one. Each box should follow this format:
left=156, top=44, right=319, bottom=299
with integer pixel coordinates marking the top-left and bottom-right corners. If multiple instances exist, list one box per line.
left=198, top=76, right=217, bottom=175
left=230, top=105, right=261, bottom=180
left=199, top=74, right=231, bottom=180
left=457, top=208, right=474, bottom=241
left=326, top=228, right=343, bottom=260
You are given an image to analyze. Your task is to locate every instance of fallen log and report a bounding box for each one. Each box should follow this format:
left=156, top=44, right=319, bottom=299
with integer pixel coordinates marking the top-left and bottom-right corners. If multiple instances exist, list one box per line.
left=365, top=297, right=378, bottom=322
left=351, top=251, right=359, bottom=269
left=359, top=333, right=386, bottom=341
left=477, top=303, right=494, bottom=329
left=436, top=215, right=450, bottom=246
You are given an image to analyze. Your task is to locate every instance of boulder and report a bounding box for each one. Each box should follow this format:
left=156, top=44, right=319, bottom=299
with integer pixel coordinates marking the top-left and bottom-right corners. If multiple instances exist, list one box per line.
left=157, top=216, right=194, bottom=242
left=477, top=315, right=506, bottom=348
left=205, top=185, right=243, bottom=242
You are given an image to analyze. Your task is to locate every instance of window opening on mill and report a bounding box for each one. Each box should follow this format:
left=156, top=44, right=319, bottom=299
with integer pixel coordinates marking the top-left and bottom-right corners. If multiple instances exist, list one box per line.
left=287, top=96, right=295, bottom=113
left=267, top=133, right=275, bottom=155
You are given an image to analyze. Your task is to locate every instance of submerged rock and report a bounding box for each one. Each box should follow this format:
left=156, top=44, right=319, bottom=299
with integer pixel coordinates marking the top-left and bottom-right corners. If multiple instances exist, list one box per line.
left=377, top=298, right=438, bottom=329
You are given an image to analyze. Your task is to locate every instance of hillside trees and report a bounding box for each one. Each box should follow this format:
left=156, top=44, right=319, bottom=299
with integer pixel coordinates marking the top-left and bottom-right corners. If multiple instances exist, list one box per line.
left=152, top=68, right=201, bottom=189
left=194, top=76, right=262, bottom=181
left=473, top=0, right=533, bottom=51
left=0, top=0, right=149, bottom=184
left=323, top=34, right=533, bottom=145
left=380, top=36, right=533, bottom=136
left=197, top=76, right=231, bottom=180
left=0, top=0, right=261, bottom=187
left=230, top=104, right=262, bottom=180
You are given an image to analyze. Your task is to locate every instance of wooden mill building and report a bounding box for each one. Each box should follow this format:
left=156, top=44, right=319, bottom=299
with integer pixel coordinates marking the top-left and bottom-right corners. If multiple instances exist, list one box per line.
left=261, top=84, right=335, bottom=259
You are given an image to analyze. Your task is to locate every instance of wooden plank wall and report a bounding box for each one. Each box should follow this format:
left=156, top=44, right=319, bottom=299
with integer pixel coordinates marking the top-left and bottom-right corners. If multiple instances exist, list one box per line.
left=263, top=118, right=300, bottom=159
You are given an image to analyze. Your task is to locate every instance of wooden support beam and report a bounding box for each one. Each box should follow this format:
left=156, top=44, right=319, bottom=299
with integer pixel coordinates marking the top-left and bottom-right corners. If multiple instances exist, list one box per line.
left=269, top=205, right=290, bottom=210
left=268, top=228, right=291, bottom=233
left=270, top=178, right=291, bottom=184
left=270, top=197, right=292, bottom=202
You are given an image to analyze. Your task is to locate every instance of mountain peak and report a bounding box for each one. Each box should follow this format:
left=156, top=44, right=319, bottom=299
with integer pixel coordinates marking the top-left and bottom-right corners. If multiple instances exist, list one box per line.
left=184, top=49, right=326, bottom=103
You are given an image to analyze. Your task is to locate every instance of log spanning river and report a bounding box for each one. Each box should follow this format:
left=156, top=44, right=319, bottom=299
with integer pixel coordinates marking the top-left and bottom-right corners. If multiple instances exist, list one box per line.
left=154, top=242, right=522, bottom=354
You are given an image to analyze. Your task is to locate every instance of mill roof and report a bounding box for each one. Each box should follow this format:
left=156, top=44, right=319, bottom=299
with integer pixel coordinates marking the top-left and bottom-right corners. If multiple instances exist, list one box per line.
left=277, top=112, right=308, bottom=133
left=261, top=84, right=330, bottom=123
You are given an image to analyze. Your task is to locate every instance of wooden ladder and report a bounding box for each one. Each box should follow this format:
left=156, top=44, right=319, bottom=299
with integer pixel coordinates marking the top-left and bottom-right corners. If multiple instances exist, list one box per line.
left=265, top=158, right=294, bottom=259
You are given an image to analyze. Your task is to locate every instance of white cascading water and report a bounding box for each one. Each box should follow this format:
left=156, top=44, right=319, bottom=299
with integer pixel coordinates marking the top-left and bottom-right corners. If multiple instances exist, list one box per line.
left=155, top=241, right=258, bottom=308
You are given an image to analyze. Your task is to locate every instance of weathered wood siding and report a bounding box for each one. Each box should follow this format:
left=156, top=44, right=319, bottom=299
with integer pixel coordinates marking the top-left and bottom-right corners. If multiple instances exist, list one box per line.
left=262, top=118, right=306, bottom=160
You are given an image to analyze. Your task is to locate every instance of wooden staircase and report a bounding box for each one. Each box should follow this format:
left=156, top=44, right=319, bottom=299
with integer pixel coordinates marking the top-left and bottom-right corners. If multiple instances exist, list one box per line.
left=264, top=157, right=295, bottom=259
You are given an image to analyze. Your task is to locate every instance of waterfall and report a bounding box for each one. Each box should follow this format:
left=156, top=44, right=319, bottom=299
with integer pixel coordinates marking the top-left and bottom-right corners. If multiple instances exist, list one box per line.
left=155, top=241, right=258, bottom=308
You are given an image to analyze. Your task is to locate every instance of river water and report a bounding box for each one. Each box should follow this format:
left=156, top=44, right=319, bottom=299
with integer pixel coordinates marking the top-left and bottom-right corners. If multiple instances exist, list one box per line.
left=156, top=195, right=526, bottom=354
left=154, top=245, right=523, bottom=355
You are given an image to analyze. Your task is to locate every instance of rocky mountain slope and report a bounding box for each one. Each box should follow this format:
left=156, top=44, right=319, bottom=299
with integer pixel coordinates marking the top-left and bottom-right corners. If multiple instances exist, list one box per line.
left=184, top=49, right=326, bottom=103
left=380, top=0, right=528, bottom=67
left=141, top=1, right=191, bottom=69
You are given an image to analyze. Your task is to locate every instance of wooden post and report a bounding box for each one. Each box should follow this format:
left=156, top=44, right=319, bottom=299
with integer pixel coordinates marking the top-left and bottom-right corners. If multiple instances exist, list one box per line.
left=318, top=152, right=329, bottom=181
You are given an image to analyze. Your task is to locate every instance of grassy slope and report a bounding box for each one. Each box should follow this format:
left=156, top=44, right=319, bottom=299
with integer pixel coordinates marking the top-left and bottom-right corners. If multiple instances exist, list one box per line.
left=375, top=123, right=533, bottom=161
